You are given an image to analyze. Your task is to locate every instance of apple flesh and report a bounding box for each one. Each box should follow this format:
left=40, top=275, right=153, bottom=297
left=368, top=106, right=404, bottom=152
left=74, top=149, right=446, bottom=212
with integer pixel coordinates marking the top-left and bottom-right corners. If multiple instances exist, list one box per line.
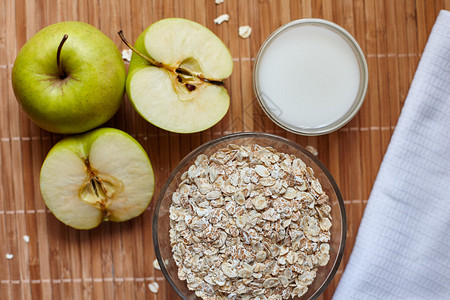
left=40, top=128, right=154, bottom=229
left=123, top=18, right=233, bottom=134
left=12, top=21, right=126, bottom=134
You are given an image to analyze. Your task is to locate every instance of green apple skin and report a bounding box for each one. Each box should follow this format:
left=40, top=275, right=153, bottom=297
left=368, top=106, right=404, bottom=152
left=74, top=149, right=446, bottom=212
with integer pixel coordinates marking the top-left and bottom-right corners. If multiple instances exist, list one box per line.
left=127, top=29, right=153, bottom=79
left=126, top=18, right=233, bottom=134
left=40, top=127, right=155, bottom=230
left=12, top=21, right=126, bottom=134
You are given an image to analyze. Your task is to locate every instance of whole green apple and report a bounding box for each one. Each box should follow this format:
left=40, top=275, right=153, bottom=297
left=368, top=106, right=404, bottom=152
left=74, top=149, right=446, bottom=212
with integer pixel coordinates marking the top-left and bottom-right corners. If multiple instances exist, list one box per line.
left=40, top=127, right=155, bottom=229
left=12, top=21, right=126, bottom=134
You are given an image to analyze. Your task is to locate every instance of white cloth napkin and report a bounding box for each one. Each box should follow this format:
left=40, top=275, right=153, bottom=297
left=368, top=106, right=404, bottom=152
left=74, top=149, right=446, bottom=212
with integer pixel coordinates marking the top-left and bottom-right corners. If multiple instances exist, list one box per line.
left=333, top=10, right=450, bottom=300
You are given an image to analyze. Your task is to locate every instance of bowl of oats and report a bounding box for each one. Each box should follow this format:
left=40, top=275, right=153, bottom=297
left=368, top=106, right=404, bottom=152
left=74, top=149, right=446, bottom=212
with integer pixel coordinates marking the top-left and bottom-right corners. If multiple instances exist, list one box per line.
left=153, top=132, right=346, bottom=299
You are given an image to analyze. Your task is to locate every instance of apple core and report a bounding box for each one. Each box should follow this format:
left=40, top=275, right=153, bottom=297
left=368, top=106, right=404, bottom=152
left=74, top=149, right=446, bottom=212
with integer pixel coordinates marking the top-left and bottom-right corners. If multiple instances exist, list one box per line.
left=79, top=159, right=123, bottom=221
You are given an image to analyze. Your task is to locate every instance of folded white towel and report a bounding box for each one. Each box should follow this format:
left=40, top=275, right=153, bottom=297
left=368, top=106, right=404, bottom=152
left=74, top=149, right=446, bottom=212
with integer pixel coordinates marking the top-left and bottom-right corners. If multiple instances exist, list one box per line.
left=333, top=10, right=450, bottom=300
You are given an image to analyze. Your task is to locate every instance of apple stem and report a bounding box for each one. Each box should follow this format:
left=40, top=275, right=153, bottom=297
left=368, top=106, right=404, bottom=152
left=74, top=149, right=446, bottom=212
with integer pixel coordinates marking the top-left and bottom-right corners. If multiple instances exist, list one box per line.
left=117, top=30, right=163, bottom=68
left=57, top=34, right=69, bottom=79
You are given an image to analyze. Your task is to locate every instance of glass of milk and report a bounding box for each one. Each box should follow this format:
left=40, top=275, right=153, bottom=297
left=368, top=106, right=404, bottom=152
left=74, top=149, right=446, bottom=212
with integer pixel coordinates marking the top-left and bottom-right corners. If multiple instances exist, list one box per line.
left=253, top=19, right=368, bottom=135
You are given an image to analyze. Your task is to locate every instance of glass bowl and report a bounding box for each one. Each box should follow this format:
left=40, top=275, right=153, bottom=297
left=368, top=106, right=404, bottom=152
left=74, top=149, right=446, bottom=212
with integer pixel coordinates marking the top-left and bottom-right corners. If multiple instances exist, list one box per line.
left=153, top=132, right=346, bottom=299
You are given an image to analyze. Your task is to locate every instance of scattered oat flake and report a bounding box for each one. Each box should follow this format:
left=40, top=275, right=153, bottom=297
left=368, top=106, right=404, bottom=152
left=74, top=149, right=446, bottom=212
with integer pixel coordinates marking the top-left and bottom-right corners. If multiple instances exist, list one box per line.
left=153, top=259, right=161, bottom=270
left=306, top=145, right=319, bottom=156
left=5, top=253, right=13, bottom=260
left=214, top=14, right=229, bottom=25
left=215, top=0, right=224, bottom=4
left=148, top=281, right=159, bottom=294
left=121, top=49, right=132, bottom=62
left=239, top=25, right=252, bottom=38
left=23, top=235, right=30, bottom=243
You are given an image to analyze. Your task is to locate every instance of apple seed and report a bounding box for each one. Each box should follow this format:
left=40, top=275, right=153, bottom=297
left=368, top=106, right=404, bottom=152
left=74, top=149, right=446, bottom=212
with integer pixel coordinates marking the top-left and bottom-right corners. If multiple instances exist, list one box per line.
left=185, top=84, right=196, bottom=91
left=175, top=73, right=198, bottom=94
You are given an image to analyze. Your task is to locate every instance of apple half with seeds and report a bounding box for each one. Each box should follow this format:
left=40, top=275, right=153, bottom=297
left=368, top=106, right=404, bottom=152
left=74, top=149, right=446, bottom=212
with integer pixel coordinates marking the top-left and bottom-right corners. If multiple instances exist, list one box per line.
left=40, top=128, right=155, bottom=229
left=119, top=18, right=233, bottom=134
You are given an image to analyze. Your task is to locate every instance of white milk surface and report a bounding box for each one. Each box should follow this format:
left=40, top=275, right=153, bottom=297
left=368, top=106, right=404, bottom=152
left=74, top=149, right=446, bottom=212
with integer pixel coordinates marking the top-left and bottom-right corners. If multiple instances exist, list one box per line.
left=257, top=24, right=361, bottom=129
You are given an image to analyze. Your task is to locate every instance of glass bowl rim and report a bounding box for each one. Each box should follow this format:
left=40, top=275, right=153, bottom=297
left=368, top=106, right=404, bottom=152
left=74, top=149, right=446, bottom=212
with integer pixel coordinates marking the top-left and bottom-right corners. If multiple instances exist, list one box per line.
left=153, top=132, right=347, bottom=299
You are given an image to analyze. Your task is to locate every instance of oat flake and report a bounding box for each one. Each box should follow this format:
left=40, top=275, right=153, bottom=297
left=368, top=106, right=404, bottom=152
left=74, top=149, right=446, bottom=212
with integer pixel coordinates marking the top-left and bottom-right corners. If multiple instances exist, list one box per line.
left=214, top=14, right=229, bottom=25
left=239, top=25, right=252, bottom=38
left=306, top=145, right=319, bottom=156
left=148, top=281, right=159, bottom=294
left=121, top=49, right=132, bottom=62
left=153, top=259, right=161, bottom=270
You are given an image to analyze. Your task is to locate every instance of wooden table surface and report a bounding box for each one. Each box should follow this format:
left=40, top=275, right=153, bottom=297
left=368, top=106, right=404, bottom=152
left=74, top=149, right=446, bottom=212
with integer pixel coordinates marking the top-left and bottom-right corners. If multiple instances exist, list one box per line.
left=0, top=0, right=446, bottom=299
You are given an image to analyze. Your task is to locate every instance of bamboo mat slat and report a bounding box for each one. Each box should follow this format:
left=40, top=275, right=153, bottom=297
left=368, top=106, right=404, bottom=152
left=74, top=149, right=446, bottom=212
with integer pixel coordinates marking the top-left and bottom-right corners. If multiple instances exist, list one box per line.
left=0, top=0, right=446, bottom=299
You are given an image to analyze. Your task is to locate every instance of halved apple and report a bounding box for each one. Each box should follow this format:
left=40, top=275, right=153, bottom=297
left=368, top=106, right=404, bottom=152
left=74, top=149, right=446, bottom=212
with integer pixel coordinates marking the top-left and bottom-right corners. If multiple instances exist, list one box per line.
left=120, top=18, right=233, bottom=134
left=40, top=128, right=155, bottom=229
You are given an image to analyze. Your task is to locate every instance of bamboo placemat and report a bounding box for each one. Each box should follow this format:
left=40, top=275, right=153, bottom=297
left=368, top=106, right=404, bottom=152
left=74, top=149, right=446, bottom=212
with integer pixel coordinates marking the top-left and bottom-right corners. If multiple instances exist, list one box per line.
left=0, top=0, right=445, bottom=299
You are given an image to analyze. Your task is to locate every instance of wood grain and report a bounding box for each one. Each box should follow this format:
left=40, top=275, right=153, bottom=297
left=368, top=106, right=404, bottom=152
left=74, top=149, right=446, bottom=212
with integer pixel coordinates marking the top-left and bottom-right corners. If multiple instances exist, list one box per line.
left=0, top=0, right=446, bottom=299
